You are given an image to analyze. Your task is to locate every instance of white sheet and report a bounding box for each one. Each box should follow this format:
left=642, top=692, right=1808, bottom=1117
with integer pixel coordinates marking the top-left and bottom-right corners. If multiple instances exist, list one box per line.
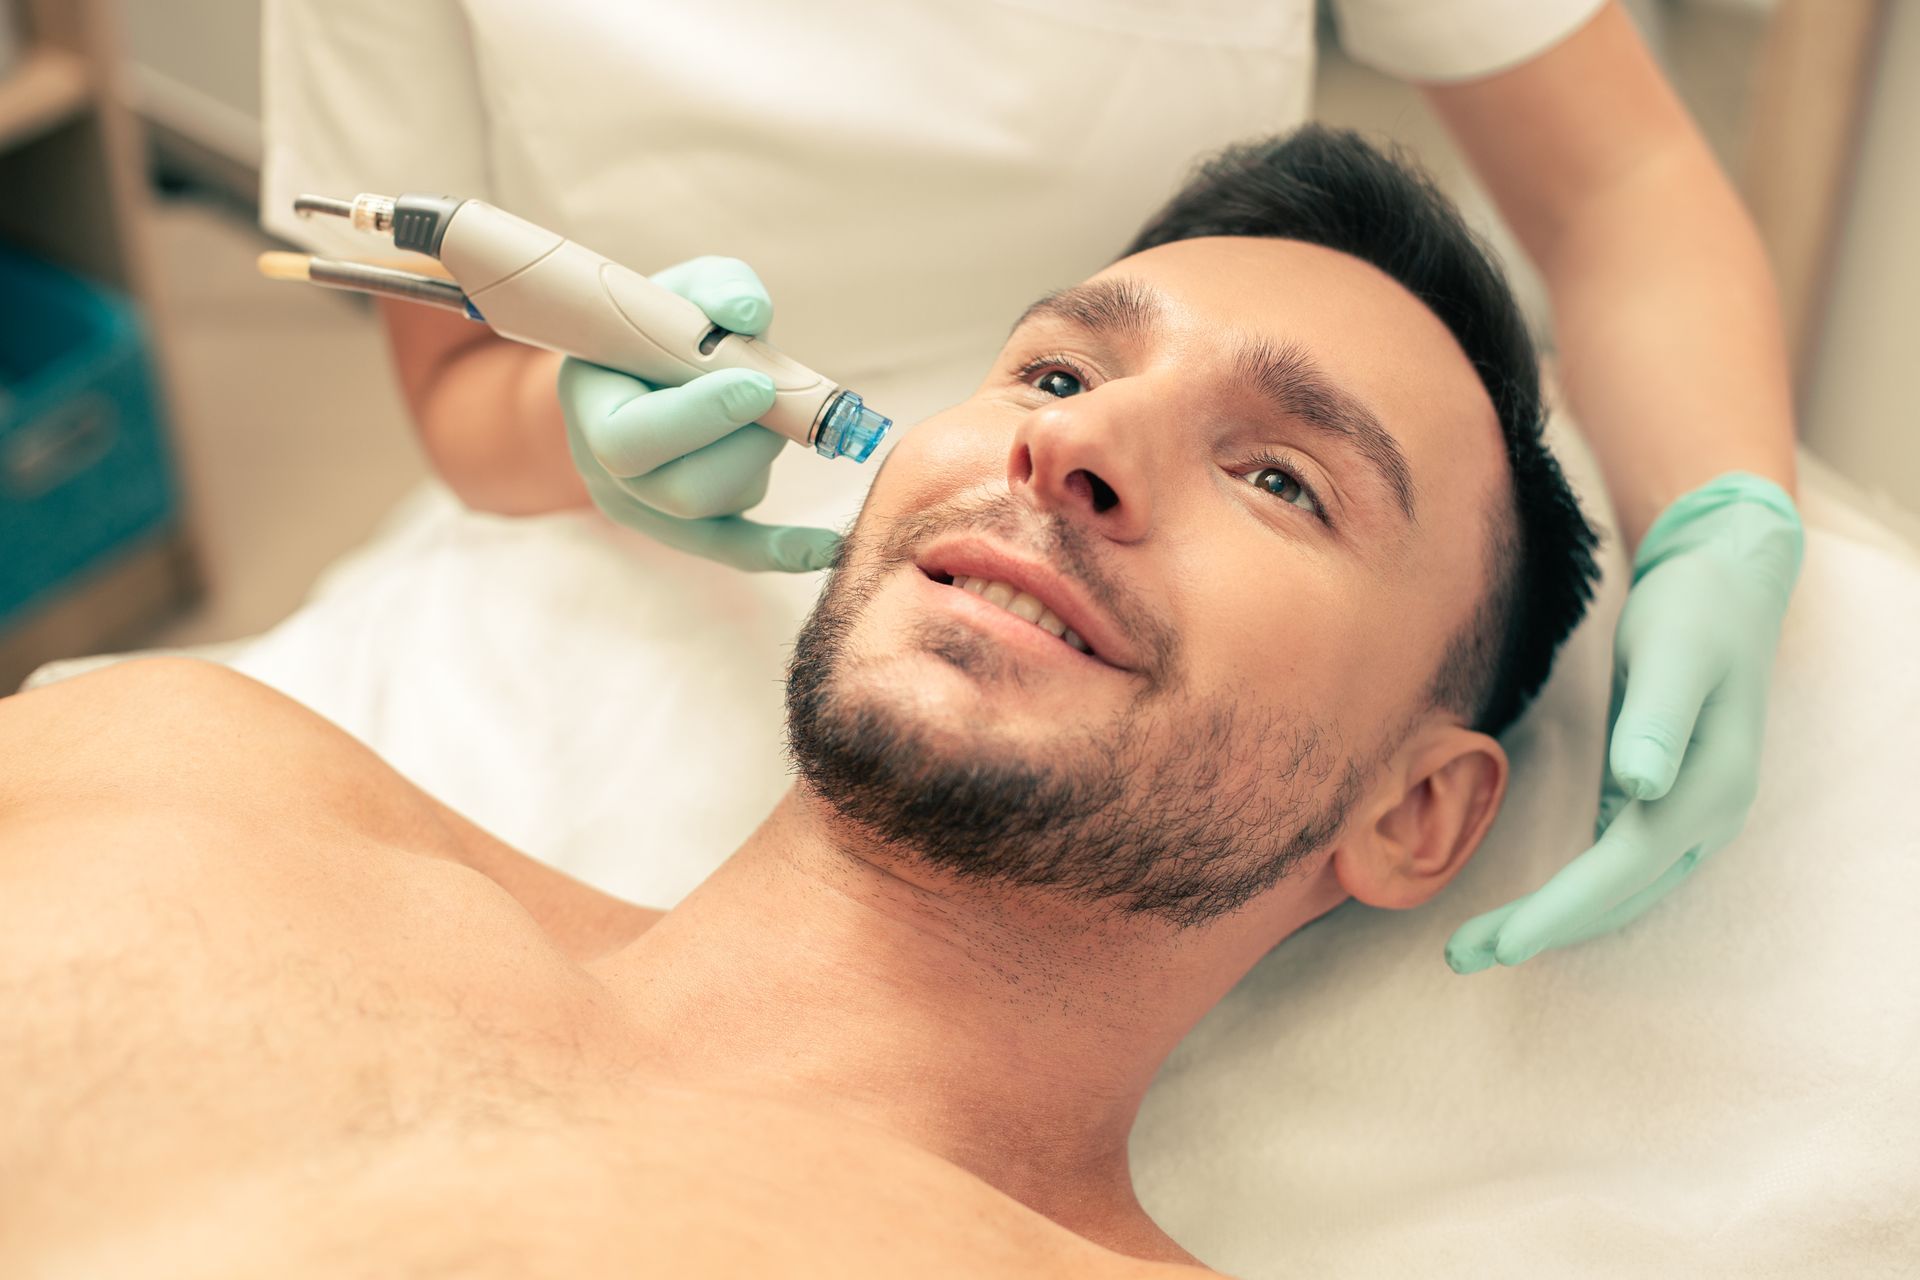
left=1131, top=514, right=1920, bottom=1277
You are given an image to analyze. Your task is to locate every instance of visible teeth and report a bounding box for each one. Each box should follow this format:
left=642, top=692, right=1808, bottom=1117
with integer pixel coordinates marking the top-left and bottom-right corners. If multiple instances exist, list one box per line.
left=1005, top=591, right=1044, bottom=623
left=941, top=573, right=1092, bottom=656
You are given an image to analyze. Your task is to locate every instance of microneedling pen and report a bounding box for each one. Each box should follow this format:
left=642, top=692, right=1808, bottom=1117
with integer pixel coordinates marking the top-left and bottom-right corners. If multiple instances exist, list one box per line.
left=280, top=192, right=892, bottom=463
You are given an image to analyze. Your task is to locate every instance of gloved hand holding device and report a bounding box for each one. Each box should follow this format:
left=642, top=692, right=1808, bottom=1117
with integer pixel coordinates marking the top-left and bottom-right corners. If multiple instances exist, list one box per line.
left=272, top=193, right=881, bottom=574
left=1447, top=472, right=1805, bottom=973
left=558, top=257, right=843, bottom=574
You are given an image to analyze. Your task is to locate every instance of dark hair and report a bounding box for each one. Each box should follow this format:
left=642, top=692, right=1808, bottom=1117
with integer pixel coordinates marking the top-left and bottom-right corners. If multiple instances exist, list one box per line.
left=1122, top=125, right=1599, bottom=737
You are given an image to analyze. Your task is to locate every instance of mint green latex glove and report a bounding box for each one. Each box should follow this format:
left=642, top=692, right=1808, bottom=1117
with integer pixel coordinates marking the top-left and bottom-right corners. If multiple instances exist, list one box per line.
left=1446, top=472, right=1805, bottom=973
left=559, top=255, right=842, bottom=573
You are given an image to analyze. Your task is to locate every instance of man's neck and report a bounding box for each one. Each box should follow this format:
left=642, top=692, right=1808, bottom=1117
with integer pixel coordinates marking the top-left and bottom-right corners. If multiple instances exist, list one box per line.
left=590, top=787, right=1341, bottom=1252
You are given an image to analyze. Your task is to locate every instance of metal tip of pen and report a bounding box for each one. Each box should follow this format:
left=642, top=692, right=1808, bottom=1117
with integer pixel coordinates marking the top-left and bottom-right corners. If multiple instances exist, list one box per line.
left=263, top=254, right=474, bottom=316
left=293, top=194, right=356, bottom=220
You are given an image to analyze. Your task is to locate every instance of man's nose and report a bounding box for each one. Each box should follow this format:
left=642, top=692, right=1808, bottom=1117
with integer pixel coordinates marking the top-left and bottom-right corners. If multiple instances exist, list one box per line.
left=1006, top=390, right=1154, bottom=542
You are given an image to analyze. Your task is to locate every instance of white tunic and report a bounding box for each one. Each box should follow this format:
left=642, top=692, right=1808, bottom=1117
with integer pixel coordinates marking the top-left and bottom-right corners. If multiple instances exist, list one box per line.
left=263, top=0, right=1602, bottom=385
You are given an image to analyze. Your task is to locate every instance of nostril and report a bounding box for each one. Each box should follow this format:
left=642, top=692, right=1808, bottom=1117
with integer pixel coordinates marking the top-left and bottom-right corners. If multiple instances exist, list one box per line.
left=1008, top=442, right=1035, bottom=487
left=1073, top=469, right=1119, bottom=514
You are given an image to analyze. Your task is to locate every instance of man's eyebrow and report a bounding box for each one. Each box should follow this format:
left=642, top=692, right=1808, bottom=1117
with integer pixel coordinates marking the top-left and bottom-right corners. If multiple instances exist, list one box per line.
left=1011, top=278, right=1418, bottom=524
left=1011, top=278, right=1165, bottom=342
left=1232, top=337, right=1417, bottom=523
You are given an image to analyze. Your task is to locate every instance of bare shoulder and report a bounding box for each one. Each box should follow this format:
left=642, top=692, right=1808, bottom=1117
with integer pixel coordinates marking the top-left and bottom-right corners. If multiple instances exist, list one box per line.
left=0, top=657, right=658, bottom=957
left=2, top=657, right=412, bottom=823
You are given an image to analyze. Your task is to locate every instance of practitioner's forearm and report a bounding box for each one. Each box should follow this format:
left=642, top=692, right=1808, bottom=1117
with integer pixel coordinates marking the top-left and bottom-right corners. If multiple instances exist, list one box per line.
left=1537, top=140, right=1798, bottom=547
left=1422, top=2, right=1798, bottom=550
left=378, top=299, right=589, bottom=516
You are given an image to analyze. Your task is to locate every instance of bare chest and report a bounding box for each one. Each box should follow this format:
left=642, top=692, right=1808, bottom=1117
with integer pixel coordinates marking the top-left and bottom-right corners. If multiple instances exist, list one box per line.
left=1, top=812, right=1161, bottom=1279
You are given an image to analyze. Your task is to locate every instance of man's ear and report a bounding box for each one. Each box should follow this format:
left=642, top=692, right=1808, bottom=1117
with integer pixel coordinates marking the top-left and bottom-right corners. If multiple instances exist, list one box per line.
left=1333, top=726, right=1507, bottom=910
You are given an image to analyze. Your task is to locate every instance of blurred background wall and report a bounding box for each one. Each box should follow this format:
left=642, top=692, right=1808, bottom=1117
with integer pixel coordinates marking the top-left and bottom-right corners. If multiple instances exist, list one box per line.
left=1800, top=0, right=1920, bottom=496
left=122, top=0, right=261, bottom=176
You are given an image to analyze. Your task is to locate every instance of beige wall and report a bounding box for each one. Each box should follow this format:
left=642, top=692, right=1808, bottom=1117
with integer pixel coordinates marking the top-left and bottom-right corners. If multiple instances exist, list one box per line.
left=119, top=0, right=262, bottom=164
left=1801, top=0, right=1920, bottom=519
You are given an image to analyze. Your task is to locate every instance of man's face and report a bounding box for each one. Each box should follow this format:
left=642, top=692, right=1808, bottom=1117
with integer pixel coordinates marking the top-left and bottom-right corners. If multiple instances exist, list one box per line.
left=786, top=236, right=1508, bottom=925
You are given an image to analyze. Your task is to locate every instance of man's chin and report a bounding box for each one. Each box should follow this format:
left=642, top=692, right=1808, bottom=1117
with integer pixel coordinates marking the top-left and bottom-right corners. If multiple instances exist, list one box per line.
left=820, top=657, right=1066, bottom=761
left=784, top=655, right=1131, bottom=881
left=833, top=621, right=1130, bottom=743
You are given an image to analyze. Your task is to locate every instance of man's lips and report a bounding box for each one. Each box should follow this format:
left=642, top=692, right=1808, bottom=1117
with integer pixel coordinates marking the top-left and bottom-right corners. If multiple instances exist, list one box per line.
left=917, top=574, right=1112, bottom=672
left=914, top=535, right=1139, bottom=672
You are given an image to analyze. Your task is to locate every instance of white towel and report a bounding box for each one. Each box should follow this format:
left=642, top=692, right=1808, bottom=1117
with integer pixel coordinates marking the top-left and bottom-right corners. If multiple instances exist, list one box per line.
left=1131, top=519, right=1920, bottom=1277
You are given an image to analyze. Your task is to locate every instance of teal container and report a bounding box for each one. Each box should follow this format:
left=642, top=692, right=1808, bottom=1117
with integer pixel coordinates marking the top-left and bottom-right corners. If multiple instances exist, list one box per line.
left=0, top=245, right=179, bottom=626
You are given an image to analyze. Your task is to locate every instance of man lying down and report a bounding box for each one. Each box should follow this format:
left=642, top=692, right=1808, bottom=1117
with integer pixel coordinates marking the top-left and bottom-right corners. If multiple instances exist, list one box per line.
left=2, top=127, right=1600, bottom=1276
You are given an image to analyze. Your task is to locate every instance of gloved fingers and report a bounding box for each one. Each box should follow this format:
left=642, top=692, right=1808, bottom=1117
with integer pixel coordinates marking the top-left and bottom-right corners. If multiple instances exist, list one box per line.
left=563, top=359, right=777, bottom=479
left=1595, top=671, right=1631, bottom=840
left=1487, top=802, right=1675, bottom=966
left=637, top=511, right=840, bottom=573
left=664, top=516, right=835, bottom=574
left=564, top=388, right=783, bottom=523
left=1530, top=839, right=1709, bottom=951
left=1594, top=778, right=1631, bottom=843
left=1443, top=896, right=1528, bottom=975
left=1448, top=791, right=1707, bottom=976
left=1606, top=634, right=1719, bottom=802
left=1492, top=701, right=1761, bottom=969
left=649, top=255, right=774, bottom=336
left=577, top=466, right=838, bottom=573
left=1672, top=689, right=1766, bottom=845
left=614, top=424, right=787, bottom=519
left=566, top=421, right=829, bottom=573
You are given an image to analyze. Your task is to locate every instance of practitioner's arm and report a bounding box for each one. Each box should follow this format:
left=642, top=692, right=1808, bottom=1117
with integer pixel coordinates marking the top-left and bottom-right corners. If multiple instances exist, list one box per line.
left=379, top=300, right=585, bottom=516
left=1421, top=0, right=1795, bottom=546
left=1424, top=2, right=1806, bottom=971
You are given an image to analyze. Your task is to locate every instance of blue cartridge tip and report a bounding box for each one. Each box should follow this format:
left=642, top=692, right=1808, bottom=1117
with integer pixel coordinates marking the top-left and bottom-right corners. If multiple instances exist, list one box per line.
left=813, top=390, right=892, bottom=463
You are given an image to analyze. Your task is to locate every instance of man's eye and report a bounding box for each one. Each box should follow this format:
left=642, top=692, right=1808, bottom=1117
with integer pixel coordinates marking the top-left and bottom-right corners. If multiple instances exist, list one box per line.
left=1034, top=369, right=1084, bottom=398
left=1014, top=353, right=1094, bottom=399
left=1245, top=463, right=1323, bottom=519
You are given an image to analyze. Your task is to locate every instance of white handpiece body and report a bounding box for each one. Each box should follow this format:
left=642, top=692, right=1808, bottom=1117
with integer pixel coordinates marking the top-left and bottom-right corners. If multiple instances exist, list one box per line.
left=435, top=200, right=835, bottom=450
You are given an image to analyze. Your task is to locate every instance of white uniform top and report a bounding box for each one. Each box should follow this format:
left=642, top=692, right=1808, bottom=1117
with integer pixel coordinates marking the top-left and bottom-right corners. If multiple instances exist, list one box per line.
left=249, top=0, right=1603, bottom=908
left=263, top=0, right=1602, bottom=385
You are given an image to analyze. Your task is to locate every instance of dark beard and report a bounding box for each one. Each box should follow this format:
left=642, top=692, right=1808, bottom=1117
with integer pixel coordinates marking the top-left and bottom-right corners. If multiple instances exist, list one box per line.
left=783, top=501, right=1367, bottom=928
